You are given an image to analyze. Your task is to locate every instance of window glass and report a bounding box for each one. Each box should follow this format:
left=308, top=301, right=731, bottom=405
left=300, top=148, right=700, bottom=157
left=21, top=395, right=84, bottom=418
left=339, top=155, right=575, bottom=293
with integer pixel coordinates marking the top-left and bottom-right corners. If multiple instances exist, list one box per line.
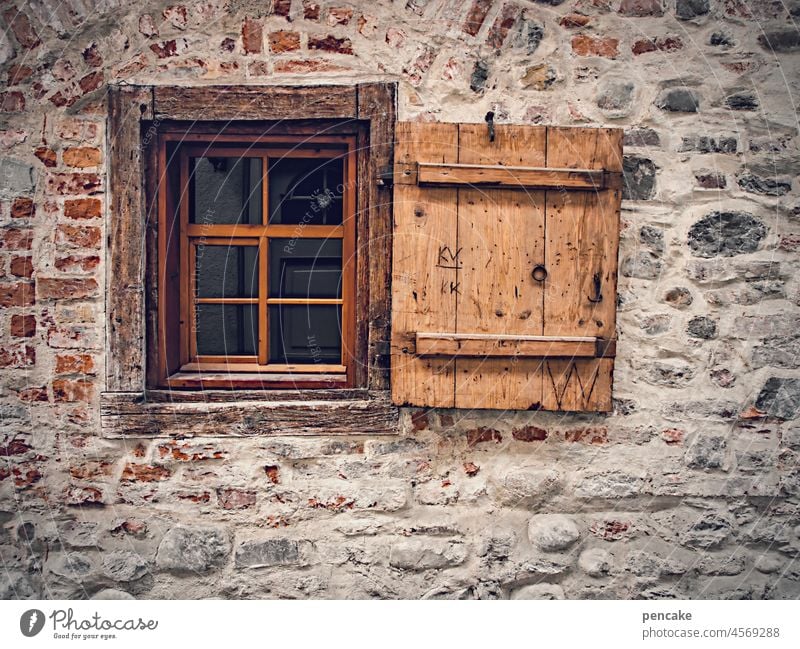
left=190, top=157, right=262, bottom=225
left=195, top=304, right=258, bottom=356
left=268, top=238, right=342, bottom=299
left=269, top=305, right=341, bottom=364
left=195, top=245, right=259, bottom=298
left=268, top=157, right=344, bottom=225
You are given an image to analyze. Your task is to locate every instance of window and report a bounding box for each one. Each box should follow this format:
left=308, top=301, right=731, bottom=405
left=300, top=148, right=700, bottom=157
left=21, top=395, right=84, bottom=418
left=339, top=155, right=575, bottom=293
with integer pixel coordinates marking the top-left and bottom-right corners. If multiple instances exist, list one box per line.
left=156, top=133, right=357, bottom=389
left=103, top=84, right=398, bottom=436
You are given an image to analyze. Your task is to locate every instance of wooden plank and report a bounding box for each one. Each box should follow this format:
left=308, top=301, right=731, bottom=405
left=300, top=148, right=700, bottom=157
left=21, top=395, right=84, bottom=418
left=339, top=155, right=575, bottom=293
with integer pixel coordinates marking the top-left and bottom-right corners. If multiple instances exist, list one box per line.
left=101, top=389, right=373, bottom=410
left=542, top=126, right=623, bottom=412
left=390, top=122, right=458, bottom=407
left=153, top=85, right=358, bottom=121
left=107, top=85, right=153, bottom=392
left=358, top=82, right=396, bottom=391
left=101, top=396, right=399, bottom=437
left=416, top=163, right=618, bottom=190
left=454, top=124, right=547, bottom=410
left=164, top=373, right=347, bottom=390
left=415, top=333, right=613, bottom=358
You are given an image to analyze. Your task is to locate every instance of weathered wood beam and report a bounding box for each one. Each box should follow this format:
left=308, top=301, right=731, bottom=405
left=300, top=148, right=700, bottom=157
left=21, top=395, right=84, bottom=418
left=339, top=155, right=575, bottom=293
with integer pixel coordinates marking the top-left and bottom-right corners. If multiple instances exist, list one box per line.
left=395, top=162, right=622, bottom=190
left=414, top=333, right=617, bottom=358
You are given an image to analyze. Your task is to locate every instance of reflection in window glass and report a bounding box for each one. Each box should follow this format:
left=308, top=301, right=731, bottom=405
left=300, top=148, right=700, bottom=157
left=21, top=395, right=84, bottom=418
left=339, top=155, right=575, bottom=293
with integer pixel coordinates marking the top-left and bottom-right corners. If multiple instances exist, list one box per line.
left=196, top=304, right=258, bottom=356
left=268, top=238, right=342, bottom=299
left=268, top=157, right=344, bottom=225
left=190, top=157, right=262, bottom=225
left=269, top=305, right=341, bottom=364
left=195, top=245, right=258, bottom=298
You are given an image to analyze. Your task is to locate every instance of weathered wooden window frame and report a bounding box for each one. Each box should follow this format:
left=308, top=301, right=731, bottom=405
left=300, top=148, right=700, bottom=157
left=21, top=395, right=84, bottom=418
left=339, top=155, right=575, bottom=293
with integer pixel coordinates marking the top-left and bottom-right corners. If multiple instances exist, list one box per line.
left=101, top=83, right=398, bottom=437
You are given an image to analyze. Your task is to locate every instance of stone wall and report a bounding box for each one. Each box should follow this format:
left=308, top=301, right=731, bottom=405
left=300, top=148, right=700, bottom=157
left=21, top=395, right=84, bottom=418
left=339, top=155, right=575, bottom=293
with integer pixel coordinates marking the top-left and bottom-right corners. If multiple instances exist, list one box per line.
left=1, top=0, right=800, bottom=599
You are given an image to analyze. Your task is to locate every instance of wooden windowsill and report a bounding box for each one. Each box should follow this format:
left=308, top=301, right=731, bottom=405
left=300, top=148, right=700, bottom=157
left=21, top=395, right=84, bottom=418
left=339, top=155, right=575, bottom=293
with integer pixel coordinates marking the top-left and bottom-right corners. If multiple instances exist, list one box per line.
left=100, top=389, right=398, bottom=438
left=165, top=371, right=348, bottom=390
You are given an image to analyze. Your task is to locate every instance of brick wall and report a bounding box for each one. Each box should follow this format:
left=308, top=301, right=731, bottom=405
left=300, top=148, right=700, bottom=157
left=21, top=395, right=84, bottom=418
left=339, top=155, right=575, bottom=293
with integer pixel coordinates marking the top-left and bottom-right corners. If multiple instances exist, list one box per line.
left=1, top=0, right=799, bottom=599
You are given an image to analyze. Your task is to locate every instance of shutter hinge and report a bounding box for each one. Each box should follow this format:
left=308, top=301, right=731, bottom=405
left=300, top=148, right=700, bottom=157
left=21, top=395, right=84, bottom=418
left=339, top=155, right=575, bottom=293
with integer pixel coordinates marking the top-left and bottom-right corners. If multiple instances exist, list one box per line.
left=377, top=167, right=394, bottom=188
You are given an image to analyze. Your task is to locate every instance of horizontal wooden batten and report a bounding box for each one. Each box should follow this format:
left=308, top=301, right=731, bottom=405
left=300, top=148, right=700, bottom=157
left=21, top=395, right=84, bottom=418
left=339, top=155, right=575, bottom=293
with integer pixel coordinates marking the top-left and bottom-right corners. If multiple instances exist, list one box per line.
left=100, top=391, right=398, bottom=437
left=414, top=333, right=616, bottom=358
left=398, top=162, right=622, bottom=191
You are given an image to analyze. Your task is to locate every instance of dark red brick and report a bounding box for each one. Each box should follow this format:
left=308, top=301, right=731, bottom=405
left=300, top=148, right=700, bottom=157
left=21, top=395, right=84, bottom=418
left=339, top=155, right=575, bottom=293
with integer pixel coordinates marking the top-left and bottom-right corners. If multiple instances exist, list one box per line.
left=511, top=425, right=548, bottom=442
left=37, top=277, right=98, bottom=300
left=0, top=282, right=35, bottom=307
left=11, top=197, right=35, bottom=218
left=3, top=8, right=41, bottom=49
left=269, top=30, right=300, bottom=52
left=10, top=314, right=35, bottom=337
left=9, top=256, right=33, bottom=278
left=242, top=18, right=263, bottom=54
left=463, top=0, right=493, bottom=37
left=308, top=35, right=353, bottom=54
left=466, top=427, right=502, bottom=447
left=52, top=378, right=94, bottom=402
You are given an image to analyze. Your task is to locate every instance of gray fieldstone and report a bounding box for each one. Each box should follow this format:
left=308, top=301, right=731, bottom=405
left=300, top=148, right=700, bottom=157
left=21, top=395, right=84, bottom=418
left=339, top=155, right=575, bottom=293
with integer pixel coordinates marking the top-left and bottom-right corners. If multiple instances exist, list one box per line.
left=578, top=548, right=612, bottom=577
left=643, top=360, right=694, bottom=387
left=49, top=552, right=94, bottom=580
left=577, top=473, right=642, bottom=499
left=156, top=525, right=230, bottom=573
left=389, top=539, right=467, bottom=570
left=101, top=551, right=148, bottom=582
left=737, top=173, right=792, bottom=196
left=752, top=336, right=800, bottom=369
left=511, top=584, right=565, bottom=599
left=687, top=316, right=717, bottom=339
left=624, top=127, right=660, bottom=148
left=0, top=159, right=36, bottom=200
left=680, top=512, right=733, bottom=549
left=684, top=434, right=727, bottom=469
left=91, top=589, right=135, bottom=600
left=235, top=538, right=302, bottom=568
left=688, top=211, right=766, bottom=258
left=759, top=30, right=800, bottom=52
left=492, top=467, right=562, bottom=507
left=664, top=287, right=693, bottom=309
left=675, top=0, right=709, bottom=19
left=528, top=514, right=580, bottom=551
left=725, top=92, right=758, bottom=110
left=596, top=79, right=635, bottom=117
left=679, top=135, right=737, bottom=153
left=640, top=225, right=664, bottom=253
left=710, top=32, right=733, bottom=47
left=515, top=19, right=544, bottom=54
left=470, top=60, right=489, bottom=93
left=621, top=252, right=662, bottom=279
left=622, top=155, right=656, bottom=200
left=655, top=87, right=700, bottom=113
left=755, top=378, right=800, bottom=419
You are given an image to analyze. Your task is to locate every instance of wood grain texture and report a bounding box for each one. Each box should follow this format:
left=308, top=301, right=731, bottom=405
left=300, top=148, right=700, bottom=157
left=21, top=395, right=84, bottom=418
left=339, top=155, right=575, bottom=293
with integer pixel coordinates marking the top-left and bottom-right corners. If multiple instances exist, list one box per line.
left=391, top=122, right=459, bottom=407
left=542, top=126, right=623, bottom=411
left=454, top=124, right=547, bottom=410
left=415, top=333, right=611, bottom=358
left=101, top=393, right=398, bottom=437
left=357, top=82, right=396, bottom=391
left=107, top=85, right=153, bottom=392
left=153, top=85, right=358, bottom=121
left=416, top=163, right=618, bottom=190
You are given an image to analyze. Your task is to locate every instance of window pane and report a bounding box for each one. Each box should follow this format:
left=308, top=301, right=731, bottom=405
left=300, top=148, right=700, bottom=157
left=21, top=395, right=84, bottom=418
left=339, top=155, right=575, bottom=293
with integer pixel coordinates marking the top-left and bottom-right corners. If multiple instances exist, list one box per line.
left=268, top=238, right=342, bottom=299
left=269, top=305, right=341, bottom=364
left=196, top=304, right=258, bottom=356
left=190, top=157, right=262, bottom=224
left=195, top=245, right=258, bottom=299
left=268, top=157, right=344, bottom=225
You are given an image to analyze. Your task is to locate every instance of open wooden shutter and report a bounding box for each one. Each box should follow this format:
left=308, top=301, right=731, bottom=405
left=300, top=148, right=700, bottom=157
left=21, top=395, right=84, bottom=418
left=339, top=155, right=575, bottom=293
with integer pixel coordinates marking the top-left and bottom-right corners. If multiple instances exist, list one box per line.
left=390, top=122, right=622, bottom=412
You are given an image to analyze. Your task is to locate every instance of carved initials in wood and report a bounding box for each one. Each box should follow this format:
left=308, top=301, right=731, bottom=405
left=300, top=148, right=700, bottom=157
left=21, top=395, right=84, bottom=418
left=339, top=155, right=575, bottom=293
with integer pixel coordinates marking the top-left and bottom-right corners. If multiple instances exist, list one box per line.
left=545, top=361, right=600, bottom=411
left=436, top=246, right=462, bottom=270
